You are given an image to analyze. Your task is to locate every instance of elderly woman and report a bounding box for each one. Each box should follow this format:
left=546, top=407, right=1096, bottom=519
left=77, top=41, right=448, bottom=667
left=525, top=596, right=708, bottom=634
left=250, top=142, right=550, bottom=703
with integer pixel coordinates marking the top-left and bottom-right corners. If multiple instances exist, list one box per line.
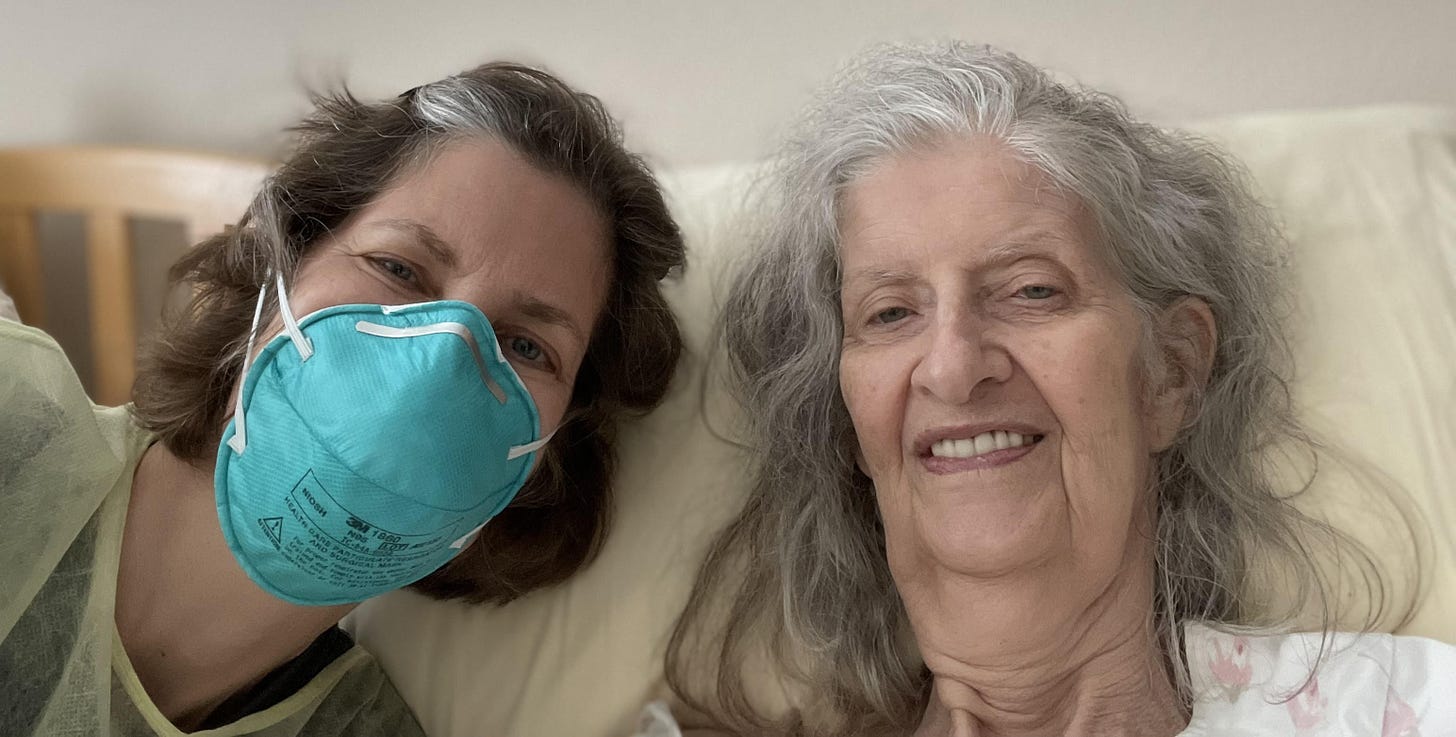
left=662, top=43, right=1454, bottom=736
left=1, top=62, right=683, bottom=735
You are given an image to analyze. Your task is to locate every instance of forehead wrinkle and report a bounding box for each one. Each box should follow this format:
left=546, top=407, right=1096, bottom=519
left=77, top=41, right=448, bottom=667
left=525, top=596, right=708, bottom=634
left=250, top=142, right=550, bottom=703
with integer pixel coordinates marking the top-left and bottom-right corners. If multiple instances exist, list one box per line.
left=843, top=266, right=924, bottom=292
left=843, top=228, right=1073, bottom=286
left=977, top=229, right=1078, bottom=267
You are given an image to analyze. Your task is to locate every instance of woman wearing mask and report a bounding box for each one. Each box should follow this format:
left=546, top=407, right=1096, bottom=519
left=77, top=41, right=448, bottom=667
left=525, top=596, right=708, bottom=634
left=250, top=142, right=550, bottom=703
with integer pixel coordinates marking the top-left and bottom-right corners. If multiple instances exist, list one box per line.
left=1, top=61, right=684, bottom=735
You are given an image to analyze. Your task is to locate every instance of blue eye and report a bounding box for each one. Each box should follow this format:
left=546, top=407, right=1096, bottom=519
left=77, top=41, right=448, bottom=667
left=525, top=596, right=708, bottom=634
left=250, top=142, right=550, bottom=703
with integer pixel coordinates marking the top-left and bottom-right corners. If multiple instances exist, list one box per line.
left=373, top=257, right=417, bottom=283
left=1017, top=285, right=1058, bottom=300
left=873, top=306, right=911, bottom=324
left=508, top=336, right=543, bottom=363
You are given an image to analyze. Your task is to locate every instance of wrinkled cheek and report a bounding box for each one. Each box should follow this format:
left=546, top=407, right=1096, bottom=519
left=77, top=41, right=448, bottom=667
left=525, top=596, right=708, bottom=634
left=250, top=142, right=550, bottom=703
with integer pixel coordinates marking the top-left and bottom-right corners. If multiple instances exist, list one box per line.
left=875, top=486, right=929, bottom=590
left=1054, top=363, right=1151, bottom=482
left=1057, top=427, right=1151, bottom=568
left=839, top=360, right=901, bottom=479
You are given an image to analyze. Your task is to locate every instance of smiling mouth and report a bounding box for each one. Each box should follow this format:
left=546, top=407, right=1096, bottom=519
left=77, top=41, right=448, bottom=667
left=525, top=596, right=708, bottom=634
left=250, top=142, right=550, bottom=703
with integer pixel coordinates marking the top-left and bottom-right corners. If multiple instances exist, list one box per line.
left=927, top=431, right=1044, bottom=460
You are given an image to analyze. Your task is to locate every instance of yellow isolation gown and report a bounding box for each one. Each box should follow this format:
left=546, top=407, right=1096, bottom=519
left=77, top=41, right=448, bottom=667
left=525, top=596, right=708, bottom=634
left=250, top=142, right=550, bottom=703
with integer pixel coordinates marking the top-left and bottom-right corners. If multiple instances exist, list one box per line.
left=0, top=317, right=426, bottom=736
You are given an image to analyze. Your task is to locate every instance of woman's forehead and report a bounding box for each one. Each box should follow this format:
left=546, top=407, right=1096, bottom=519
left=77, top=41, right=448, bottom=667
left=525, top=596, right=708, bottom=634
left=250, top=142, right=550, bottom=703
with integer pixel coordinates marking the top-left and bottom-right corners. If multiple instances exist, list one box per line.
left=841, top=152, right=1086, bottom=250
left=335, top=141, right=612, bottom=339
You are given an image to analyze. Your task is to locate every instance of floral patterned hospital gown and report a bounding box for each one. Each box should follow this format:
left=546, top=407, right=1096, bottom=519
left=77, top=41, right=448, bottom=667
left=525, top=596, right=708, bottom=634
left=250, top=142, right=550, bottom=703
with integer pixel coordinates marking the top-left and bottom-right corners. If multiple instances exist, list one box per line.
left=1181, top=623, right=1456, bottom=736
left=637, top=623, right=1456, bottom=736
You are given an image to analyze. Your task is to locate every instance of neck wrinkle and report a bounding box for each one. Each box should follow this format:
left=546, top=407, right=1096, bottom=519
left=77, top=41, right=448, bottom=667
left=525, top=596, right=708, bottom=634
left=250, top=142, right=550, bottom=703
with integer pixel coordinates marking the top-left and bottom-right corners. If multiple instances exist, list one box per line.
left=910, top=521, right=1187, bottom=737
left=924, top=620, right=1186, bottom=737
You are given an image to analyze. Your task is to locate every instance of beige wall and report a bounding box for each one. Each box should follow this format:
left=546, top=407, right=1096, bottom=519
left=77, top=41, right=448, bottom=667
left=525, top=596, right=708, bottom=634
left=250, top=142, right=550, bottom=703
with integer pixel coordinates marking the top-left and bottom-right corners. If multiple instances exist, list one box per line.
left=2, top=0, right=1453, bottom=391
left=3, top=0, right=1453, bottom=168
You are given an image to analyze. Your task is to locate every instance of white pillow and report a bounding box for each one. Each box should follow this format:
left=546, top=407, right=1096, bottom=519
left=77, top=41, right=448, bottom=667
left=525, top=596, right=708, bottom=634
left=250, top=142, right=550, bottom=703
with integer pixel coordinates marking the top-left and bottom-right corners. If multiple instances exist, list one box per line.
left=345, top=106, right=1456, bottom=737
left=1185, top=106, right=1456, bottom=639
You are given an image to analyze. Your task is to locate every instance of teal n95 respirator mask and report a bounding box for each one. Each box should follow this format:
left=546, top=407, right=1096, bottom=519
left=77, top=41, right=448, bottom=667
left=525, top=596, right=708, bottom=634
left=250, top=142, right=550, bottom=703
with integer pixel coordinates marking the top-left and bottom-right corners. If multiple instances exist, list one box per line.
left=214, top=273, right=553, bottom=606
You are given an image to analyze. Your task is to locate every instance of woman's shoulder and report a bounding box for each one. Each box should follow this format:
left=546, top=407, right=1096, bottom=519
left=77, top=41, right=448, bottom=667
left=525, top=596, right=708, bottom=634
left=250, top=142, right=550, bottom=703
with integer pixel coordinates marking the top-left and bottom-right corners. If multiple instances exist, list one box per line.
left=0, top=289, right=19, bottom=322
left=110, top=640, right=427, bottom=736
left=1, top=315, right=70, bottom=369
left=1182, top=622, right=1456, bottom=736
left=1, top=316, right=149, bottom=495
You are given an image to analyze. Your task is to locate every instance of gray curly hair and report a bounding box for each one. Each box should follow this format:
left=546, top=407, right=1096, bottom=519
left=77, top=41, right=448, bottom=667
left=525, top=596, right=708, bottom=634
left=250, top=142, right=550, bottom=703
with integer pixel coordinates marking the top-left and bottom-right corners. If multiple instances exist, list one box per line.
left=667, top=41, right=1401, bottom=735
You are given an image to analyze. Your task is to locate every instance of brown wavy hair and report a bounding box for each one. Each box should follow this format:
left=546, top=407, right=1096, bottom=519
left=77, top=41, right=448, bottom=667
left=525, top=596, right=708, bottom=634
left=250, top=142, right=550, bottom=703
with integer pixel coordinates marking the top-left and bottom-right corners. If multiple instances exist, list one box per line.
left=132, top=62, right=685, bottom=604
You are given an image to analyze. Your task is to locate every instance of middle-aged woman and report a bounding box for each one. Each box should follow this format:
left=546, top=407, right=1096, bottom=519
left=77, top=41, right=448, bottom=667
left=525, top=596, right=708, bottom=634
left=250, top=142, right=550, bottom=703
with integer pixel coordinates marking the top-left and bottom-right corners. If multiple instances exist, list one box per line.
left=659, top=43, right=1455, bottom=736
left=0, top=62, right=684, bottom=735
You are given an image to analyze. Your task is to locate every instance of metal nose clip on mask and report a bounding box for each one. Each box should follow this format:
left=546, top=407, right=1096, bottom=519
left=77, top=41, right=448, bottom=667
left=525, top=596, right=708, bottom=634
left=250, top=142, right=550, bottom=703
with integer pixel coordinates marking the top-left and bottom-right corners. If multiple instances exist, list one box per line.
left=215, top=273, right=554, bottom=606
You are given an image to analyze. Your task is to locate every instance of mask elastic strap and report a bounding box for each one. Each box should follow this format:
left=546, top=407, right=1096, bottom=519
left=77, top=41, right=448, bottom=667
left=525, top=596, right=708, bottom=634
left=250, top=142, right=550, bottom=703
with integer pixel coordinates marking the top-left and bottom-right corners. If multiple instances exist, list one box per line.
left=227, top=272, right=313, bottom=455
left=449, top=522, right=487, bottom=550
left=274, top=271, right=313, bottom=361
left=506, top=431, right=555, bottom=461
left=227, top=280, right=270, bottom=454
left=449, top=431, right=556, bottom=551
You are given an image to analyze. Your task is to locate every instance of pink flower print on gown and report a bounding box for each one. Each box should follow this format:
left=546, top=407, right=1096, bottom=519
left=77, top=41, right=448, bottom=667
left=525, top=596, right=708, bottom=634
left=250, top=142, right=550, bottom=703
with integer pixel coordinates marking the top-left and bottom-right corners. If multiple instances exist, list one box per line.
left=1382, top=688, right=1420, bottom=737
left=1208, top=636, right=1253, bottom=702
left=1286, top=676, right=1327, bottom=732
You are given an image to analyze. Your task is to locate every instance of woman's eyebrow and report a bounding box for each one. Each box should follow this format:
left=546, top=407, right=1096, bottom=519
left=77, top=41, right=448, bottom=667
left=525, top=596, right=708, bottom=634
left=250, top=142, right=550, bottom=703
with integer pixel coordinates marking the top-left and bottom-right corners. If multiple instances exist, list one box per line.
left=979, top=230, right=1073, bottom=264
left=842, top=268, right=921, bottom=291
left=373, top=218, right=459, bottom=269
left=512, top=290, right=588, bottom=346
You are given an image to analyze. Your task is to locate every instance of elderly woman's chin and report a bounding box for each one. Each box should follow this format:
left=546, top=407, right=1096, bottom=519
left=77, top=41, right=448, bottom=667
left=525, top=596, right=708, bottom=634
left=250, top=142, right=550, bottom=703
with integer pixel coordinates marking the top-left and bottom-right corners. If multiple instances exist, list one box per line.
left=881, top=457, right=1068, bottom=579
left=871, top=419, right=1160, bottom=587
left=879, top=451, right=1157, bottom=654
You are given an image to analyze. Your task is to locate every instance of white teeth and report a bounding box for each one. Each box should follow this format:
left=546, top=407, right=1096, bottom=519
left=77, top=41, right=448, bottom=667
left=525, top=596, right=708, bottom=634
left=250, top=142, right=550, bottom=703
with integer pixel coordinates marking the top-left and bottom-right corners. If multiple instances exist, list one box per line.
left=929, top=431, right=1037, bottom=459
left=993, top=430, right=1010, bottom=450
left=973, top=433, right=995, bottom=455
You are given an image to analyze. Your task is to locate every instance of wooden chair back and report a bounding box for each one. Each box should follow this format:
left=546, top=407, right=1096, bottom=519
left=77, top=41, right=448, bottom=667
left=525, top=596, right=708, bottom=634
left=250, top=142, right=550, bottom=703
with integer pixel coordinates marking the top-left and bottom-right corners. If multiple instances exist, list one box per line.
left=0, top=146, right=271, bottom=405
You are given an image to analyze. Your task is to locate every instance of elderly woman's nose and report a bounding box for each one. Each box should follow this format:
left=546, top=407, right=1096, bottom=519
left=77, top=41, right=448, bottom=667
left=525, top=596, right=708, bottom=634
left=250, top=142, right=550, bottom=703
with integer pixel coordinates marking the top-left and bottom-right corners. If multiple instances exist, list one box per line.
left=910, top=316, right=1012, bottom=404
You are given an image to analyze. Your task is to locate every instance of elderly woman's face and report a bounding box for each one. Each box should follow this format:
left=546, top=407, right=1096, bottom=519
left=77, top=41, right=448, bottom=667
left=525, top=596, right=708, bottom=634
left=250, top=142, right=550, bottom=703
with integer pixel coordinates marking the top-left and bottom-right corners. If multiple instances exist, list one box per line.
left=838, top=139, right=1186, bottom=628
left=282, top=138, right=611, bottom=435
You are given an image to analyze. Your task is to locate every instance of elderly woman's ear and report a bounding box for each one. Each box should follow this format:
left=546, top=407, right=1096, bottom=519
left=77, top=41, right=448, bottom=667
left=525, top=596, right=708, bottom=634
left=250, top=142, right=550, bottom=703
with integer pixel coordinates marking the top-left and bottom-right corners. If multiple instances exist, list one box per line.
left=1146, top=296, right=1218, bottom=451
